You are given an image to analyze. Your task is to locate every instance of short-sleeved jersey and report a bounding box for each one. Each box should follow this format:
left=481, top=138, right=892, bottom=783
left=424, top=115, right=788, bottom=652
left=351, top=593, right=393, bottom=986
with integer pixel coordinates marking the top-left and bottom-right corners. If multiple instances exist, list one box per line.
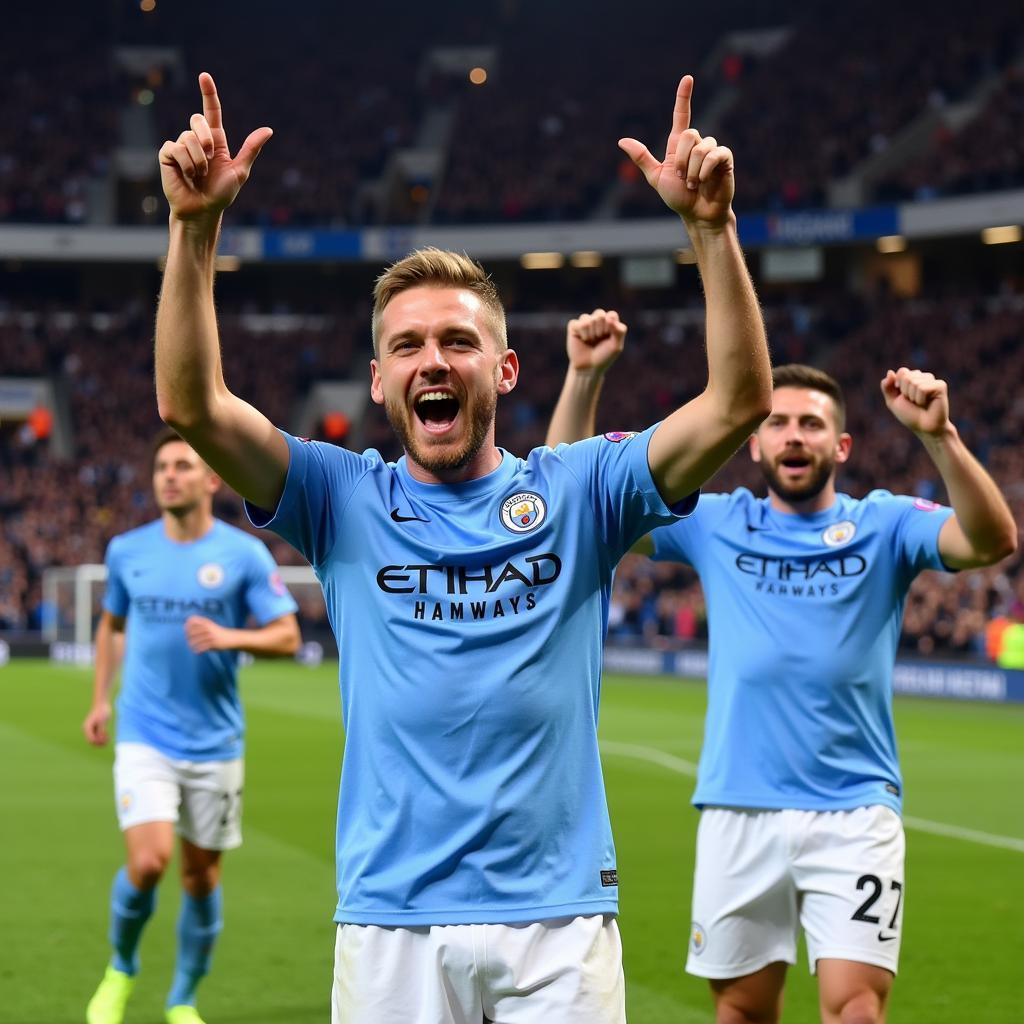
left=103, top=518, right=298, bottom=761
left=651, top=489, right=953, bottom=814
left=247, top=426, right=690, bottom=926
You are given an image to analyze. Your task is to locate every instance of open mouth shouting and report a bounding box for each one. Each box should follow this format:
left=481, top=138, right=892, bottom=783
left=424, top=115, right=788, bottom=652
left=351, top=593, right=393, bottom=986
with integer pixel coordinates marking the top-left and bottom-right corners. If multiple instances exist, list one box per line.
left=761, top=444, right=834, bottom=505
left=778, top=452, right=813, bottom=476
left=382, top=361, right=499, bottom=478
left=413, top=388, right=462, bottom=437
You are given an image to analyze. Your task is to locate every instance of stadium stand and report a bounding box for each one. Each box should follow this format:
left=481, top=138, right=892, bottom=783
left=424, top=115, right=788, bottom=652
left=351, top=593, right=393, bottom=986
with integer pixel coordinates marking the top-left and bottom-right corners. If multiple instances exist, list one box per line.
left=876, top=67, right=1024, bottom=202
left=0, top=7, right=118, bottom=224
left=9, top=0, right=1022, bottom=228
left=1, top=0, right=1022, bottom=660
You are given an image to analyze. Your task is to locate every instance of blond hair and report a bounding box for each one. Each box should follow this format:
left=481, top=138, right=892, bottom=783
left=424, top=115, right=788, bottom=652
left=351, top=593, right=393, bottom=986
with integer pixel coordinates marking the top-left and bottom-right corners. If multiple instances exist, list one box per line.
left=371, top=247, right=507, bottom=355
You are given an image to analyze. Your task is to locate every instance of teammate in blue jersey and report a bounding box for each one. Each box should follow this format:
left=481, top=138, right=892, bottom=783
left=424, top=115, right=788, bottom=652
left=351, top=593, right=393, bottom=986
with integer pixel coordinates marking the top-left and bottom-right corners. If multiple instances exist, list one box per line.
left=82, top=430, right=300, bottom=1024
left=152, top=71, right=771, bottom=1021
left=547, top=358, right=1017, bottom=1023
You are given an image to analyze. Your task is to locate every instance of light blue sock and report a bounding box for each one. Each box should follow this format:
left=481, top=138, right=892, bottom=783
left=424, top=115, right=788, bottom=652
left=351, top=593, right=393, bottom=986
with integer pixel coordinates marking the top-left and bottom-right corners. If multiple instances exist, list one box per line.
left=109, top=866, right=156, bottom=975
left=166, top=886, right=223, bottom=1008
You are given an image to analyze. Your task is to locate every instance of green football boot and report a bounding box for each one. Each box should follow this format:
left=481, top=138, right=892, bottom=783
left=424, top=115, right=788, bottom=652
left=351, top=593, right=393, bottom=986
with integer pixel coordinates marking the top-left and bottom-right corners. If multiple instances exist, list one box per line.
left=85, top=966, right=134, bottom=1024
left=166, top=1005, right=208, bottom=1024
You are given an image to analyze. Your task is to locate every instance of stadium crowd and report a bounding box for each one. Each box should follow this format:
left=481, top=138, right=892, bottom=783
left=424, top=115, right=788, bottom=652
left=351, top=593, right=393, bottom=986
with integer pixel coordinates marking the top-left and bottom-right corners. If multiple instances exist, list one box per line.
left=877, top=67, right=1024, bottom=203
left=3, top=281, right=1022, bottom=660
left=3, top=1, right=1023, bottom=228
left=618, top=1, right=1023, bottom=217
left=0, top=7, right=117, bottom=224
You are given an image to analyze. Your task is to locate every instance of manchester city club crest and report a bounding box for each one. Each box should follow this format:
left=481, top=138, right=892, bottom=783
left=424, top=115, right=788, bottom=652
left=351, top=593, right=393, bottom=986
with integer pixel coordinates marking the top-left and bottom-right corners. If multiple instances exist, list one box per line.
left=822, top=520, right=856, bottom=547
left=500, top=491, right=547, bottom=534
left=690, top=921, right=707, bottom=955
left=197, top=562, right=225, bottom=588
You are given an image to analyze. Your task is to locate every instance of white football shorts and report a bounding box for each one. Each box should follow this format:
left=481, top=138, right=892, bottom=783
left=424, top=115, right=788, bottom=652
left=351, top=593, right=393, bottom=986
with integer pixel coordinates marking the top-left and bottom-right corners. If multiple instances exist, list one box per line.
left=687, top=805, right=905, bottom=979
left=332, top=913, right=625, bottom=1024
left=113, top=741, right=244, bottom=851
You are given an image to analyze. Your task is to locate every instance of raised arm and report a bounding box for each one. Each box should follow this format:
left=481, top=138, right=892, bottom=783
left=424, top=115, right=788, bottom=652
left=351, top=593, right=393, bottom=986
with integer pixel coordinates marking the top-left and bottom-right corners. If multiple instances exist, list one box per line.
left=155, top=72, right=288, bottom=511
left=601, top=76, right=771, bottom=504
left=544, top=309, right=626, bottom=447
left=880, top=368, right=1018, bottom=569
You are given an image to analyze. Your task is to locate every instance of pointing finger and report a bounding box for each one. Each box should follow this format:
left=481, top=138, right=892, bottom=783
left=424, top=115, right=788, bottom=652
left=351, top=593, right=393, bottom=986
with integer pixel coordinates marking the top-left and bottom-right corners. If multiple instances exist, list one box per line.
left=671, top=75, right=694, bottom=137
left=199, top=72, right=223, bottom=131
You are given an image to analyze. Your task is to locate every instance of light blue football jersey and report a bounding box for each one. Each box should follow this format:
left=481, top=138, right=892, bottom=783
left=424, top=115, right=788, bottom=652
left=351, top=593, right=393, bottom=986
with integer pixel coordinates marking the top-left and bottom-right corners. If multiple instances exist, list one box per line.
left=247, top=426, right=691, bottom=926
left=103, top=519, right=298, bottom=761
left=652, top=489, right=953, bottom=814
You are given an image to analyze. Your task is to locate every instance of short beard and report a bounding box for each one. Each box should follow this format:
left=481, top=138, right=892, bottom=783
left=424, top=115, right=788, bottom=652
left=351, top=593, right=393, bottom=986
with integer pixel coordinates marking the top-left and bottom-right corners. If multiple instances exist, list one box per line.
left=158, top=498, right=201, bottom=518
left=385, top=387, right=497, bottom=474
left=759, top=456, right=834, bottom=504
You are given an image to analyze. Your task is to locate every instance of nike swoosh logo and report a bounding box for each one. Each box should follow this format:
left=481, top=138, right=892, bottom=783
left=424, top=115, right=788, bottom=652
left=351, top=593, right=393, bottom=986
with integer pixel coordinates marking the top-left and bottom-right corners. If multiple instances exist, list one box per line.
left=746, top=525, right=770, bottom=532
left=390, top=508, right=430, bottom=524
left=877, top=932, right=898, bottom=942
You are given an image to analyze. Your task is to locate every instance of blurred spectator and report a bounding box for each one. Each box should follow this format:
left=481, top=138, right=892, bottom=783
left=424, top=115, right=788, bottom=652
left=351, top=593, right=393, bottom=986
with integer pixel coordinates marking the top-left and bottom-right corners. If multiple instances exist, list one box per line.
left=15, top=1, right=1021, bottom=226
left=878, top=69, right=1024, bottom=202
left=320, top=411, right=351, bottom=446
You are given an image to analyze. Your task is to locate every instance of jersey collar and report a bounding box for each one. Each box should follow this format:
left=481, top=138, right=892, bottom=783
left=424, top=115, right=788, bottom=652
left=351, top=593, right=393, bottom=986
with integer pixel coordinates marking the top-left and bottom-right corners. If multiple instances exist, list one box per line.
left=394, top=449, right=518, bottom=502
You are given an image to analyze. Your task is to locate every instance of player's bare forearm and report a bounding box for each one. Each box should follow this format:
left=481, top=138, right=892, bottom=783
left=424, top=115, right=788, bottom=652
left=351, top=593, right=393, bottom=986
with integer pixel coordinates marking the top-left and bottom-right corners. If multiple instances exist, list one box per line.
left=546, top=309, right=627, bottom=446
left=156, top=217, right=224, bottom=427
left=155, top=221, right=289, bottom=510
left=545, top=368, right=605, bottom=447
left=223, top=614, right=301, bottom=657
left=84, top=612, right=124, bottom=743
left=647, top=217, right=771, bottom=502
left=91, top=612, right=123, bottom=701
left=920, top=425, right=1017, bottom=569
left=692, top=216, right=771, bottom=420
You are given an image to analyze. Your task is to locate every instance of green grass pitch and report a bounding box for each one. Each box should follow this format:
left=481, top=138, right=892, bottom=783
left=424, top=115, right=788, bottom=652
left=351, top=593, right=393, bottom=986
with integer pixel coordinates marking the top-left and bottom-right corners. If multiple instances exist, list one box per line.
left=2, top=659, right=1022, bottom=1023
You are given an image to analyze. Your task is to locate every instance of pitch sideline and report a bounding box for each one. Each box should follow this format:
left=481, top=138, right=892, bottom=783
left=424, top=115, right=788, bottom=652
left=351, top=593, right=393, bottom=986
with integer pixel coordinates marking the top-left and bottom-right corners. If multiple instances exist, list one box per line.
left=599, top=740, right=1024, bottom=854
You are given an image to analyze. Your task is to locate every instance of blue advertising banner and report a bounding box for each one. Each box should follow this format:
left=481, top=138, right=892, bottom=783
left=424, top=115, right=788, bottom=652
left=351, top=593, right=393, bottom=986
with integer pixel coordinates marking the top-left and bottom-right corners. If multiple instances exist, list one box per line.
left=215, top=208, right=902, bottom=262
left=261, top=229, right=362, bottom=261
left=737, top=206, right=900, bottom=246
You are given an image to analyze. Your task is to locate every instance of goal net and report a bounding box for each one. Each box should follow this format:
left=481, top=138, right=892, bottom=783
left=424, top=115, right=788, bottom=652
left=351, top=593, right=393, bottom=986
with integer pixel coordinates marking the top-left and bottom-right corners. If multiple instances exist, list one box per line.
left=41, top=563, right=330, bottom=663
